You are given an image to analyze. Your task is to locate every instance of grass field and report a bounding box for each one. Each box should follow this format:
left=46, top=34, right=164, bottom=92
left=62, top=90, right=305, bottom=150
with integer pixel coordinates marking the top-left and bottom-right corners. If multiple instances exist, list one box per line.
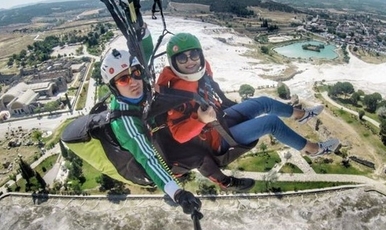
left=34, top=154, right=59, bottom=176
left=279, top=163, right=303, bottom=173
left=81, top=161, right=101, bottom=190
left=75, top=82, right=88, bottom=110
left=227, top=151, right=282, bottom=172
left=311, top=159, right=372, bottom=175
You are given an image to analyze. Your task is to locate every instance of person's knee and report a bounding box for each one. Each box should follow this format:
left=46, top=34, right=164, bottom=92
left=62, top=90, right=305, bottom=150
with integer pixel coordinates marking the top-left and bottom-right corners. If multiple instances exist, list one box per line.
left=264, top=114, right=283, bottom=126
left=250, top=96, right=270, bottom=102
left=248, top=96, right=273, bottom=108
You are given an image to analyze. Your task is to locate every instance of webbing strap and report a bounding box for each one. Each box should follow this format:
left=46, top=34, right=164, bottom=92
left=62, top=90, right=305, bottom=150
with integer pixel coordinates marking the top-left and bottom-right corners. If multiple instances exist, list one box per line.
left=109, top=110, right=143, bottom=120
left=148, top=0, right=173, bottom=84
left=208, top=120, right=238, bottom=147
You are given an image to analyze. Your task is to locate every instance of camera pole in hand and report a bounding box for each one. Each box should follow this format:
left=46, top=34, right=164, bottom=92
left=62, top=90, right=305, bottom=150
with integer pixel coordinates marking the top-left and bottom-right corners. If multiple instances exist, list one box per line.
left=191, top=209, right=204, bottom=230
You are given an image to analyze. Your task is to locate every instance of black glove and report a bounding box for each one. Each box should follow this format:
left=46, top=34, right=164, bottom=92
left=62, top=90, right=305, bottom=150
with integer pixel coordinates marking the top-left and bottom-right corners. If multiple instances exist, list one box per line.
left=174, top=190, right=201, bottom=214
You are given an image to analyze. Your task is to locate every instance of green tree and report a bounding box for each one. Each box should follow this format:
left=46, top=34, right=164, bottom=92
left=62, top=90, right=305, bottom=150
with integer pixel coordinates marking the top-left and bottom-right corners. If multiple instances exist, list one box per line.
left=378, top=100, right=386, bottom=109
left=44, top=101, right=60, bottom=113
left=91, top=61, right=102, bottom=85
left=277, top=83, right=290, bottom=99
left=27, top=177, right=40, bottom=192
left=329, top=82, right=354, bottom=97
left=35, top=172, right=47, bottom=189
left=260, top=46, right=269, bottom=54
left=96, top=174, right=120, bottom=191
left=19, top=49, right=27, bottom=59
left=68, top=161, right=83, bottom=179
left=52, top=180, right=63, bottom=192
left=59, top=140, right=68, bottom=159
left=357, top=90, right=365, bottom=96
left=350, top=92, right=360, bottom=106
left=238, top=84, right=255, bottom=100
left=372, top=92, right=382, bottom=102
left=380, top=120, right=386, bottom=145
left=31, top=130, right=43, bottom=141
left=9, top=174, right=18, bottom=186
left=7, top=58, right=14, bottom=66
left=260, top=142, right=267, bottom=155
left=18, top=156, right=35, bottom=184
left=358, top=110, right=365, bottom=120
left=377, top=106, right=386, bottom=120
left=21, top=61, right=26, bottom=68
left=363, top=94, right=378, bottom=113
left=197, top=183, right=217, bottom=195
left=68, top=179, right=82, bottom=194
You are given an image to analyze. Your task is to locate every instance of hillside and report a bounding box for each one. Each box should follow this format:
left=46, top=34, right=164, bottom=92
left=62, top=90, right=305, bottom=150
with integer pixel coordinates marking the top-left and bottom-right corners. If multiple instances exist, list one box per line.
left=273, top=0, right=386, bottom=15
left=171, top=0, right=302, bottom=15
left=0, top=0, right=162, bottom=27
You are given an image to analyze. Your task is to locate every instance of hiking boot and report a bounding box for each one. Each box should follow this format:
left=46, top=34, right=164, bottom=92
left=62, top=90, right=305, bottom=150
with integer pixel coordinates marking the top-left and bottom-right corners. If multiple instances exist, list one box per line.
left=310, top=138, right=340, bottom=158
left=220, top=176, right=255, bottom=192
left=298, top=105, right=324, bottom=124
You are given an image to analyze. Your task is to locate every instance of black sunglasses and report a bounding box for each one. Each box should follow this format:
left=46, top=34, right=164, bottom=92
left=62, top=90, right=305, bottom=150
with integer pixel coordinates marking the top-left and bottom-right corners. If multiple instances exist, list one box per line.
left=175, top=49, right=201, bottom=64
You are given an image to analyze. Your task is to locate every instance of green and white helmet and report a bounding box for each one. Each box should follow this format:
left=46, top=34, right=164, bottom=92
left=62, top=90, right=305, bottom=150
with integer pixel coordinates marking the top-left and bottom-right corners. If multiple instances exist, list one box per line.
left=166, top=33, right=206, bottom=81
left=100, top=49, right=140, bottom=84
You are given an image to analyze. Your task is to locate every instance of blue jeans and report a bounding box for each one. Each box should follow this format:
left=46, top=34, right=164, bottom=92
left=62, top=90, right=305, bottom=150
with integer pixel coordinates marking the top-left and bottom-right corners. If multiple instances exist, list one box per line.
left=221, top=96, right=307, bottom=152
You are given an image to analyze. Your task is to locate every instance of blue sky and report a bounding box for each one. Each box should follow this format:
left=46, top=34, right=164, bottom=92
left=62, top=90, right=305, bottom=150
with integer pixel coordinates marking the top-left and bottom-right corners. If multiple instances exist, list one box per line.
left=2, top=0, right=44, bottom=9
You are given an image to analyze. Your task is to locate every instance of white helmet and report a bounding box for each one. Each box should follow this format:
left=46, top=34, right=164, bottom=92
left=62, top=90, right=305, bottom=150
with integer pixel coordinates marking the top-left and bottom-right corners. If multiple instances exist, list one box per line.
left=100, top=49, right=140, bottom=84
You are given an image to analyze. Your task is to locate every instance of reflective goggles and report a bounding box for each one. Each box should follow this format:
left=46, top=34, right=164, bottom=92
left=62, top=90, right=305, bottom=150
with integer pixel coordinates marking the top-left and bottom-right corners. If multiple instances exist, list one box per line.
left=175, top=49, right=201, bottom=64
left=114, top=66, right=143, bottom=86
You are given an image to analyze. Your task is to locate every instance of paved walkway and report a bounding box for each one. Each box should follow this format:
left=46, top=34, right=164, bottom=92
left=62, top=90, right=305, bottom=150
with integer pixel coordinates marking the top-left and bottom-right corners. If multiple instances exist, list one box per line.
left=277, top=149, right=317, bottom=175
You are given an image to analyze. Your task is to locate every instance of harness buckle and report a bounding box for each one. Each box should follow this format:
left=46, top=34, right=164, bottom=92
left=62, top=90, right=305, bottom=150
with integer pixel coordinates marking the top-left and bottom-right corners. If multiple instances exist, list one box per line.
left=151, top=124, right=166, bottom=134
